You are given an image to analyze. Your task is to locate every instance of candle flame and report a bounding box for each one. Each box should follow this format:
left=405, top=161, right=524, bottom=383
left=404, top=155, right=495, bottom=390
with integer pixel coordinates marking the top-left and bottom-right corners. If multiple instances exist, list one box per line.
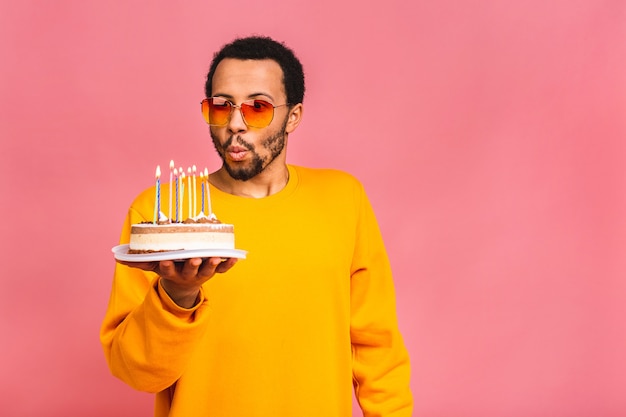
left=155, top=165, right=161, bottom=178
left=170, top=160, right=175, bottom=169
left=173, top=167, right=178, bottom=176
left=192, top=165, right=197, bottom=174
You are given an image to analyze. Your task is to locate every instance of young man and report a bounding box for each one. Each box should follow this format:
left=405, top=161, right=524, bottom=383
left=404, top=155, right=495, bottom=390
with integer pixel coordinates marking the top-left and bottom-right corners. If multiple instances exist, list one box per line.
left=101, top=36, right=413, bottom=417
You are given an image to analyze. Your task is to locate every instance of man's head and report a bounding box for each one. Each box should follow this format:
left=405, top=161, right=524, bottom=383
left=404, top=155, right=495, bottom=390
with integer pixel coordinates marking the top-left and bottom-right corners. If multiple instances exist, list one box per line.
left=204, top=37, right=305, bottom=183
left=205, top=36, right=305, bottom=106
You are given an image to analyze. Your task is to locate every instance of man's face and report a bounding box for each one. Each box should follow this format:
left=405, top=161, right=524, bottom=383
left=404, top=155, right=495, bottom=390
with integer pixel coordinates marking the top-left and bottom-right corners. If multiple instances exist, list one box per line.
left=209, top=58, right=291, bottom=181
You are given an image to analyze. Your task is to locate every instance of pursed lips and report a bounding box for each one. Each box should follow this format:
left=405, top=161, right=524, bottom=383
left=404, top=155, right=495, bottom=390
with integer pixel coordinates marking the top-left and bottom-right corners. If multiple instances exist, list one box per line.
left=226, top=145, right=248, bottom=161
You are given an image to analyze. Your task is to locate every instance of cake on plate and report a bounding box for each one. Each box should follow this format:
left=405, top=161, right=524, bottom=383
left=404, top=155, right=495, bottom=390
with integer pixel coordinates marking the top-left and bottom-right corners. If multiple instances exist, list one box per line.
left=128, top=215, right=235, bottom=254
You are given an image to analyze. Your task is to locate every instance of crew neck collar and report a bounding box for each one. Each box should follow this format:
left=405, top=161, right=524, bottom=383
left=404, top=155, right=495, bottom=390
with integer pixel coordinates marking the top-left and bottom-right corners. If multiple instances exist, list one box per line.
left=209, top=165, right=299, bottom=204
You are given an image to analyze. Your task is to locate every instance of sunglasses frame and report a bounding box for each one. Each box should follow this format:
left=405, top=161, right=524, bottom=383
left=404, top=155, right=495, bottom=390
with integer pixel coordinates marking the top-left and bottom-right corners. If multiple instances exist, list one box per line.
left=201, top=97, right=290, bottom=128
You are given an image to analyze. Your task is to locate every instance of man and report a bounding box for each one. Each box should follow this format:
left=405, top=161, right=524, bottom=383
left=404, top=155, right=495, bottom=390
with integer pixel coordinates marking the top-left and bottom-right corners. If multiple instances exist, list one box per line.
left=101, top=36, right=413, bottom=416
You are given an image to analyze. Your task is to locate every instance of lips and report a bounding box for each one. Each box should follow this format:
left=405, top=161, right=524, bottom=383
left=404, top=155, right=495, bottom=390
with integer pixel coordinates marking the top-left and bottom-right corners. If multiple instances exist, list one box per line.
left=226, top=146, right=248, bottom=161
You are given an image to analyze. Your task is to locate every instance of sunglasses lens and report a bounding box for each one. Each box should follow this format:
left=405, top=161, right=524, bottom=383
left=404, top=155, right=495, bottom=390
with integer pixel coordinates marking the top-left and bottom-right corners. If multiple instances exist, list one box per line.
left=201, top=98, right=276, bottom=127
left=241, top=100, right=274, bottom=128
left=201, top=99, right=209, bottom=123
left=201, top=98, right=231, bottom=125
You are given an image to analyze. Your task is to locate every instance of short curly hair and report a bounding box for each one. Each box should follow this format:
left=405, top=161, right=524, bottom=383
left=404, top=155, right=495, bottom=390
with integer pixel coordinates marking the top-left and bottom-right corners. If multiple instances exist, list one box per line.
left=204, top=36, right=305, bottom=105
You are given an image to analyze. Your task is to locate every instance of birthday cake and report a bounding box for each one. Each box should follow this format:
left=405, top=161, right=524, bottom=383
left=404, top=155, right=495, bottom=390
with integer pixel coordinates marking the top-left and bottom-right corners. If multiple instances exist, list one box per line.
left=128, top=215, right=235, bottom=254
left=123, top=161, right=237, bottom=254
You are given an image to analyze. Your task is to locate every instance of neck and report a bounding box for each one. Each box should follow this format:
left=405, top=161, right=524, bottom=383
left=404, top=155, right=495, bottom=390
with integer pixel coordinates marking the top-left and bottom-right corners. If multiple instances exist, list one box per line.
left=210, top=164, right=290, bottom=198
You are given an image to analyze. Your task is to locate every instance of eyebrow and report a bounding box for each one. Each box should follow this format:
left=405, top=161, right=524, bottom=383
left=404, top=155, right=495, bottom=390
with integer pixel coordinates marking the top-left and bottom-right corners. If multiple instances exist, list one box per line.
left=212, top=92, right=276, bottom=101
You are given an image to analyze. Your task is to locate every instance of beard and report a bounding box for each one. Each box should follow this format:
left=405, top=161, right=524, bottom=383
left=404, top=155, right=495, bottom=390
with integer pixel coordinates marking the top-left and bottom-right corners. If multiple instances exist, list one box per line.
left=210, top=117, right=288, bottom=181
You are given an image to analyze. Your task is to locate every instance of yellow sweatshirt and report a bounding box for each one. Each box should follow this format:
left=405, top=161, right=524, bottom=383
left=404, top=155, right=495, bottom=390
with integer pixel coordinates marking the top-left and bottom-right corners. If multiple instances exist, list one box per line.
left=101, top=165, right=413, bottom=417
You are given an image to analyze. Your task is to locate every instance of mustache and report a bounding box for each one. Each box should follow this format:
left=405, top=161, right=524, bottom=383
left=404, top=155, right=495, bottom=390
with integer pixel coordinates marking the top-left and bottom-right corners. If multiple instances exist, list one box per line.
left=223, top=135, right=254, bottom=151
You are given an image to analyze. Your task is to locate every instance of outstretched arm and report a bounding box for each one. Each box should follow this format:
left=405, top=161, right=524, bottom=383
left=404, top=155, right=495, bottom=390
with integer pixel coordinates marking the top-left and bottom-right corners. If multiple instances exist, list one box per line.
left=100, top=205, right=236, bottom=392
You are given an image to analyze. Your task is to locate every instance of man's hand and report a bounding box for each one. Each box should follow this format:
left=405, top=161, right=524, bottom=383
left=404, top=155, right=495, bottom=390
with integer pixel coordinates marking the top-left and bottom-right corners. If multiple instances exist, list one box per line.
left=117, top=257, right=238, bottom=308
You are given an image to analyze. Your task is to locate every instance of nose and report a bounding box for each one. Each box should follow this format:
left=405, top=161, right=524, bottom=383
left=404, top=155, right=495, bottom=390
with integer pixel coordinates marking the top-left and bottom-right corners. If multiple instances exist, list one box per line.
left=227, top=105, right=247, bottom=134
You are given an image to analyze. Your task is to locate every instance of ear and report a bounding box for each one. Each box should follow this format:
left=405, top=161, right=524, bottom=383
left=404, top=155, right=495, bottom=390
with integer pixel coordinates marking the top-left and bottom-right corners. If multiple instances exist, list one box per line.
left=285, top=103, right=303, bottom=134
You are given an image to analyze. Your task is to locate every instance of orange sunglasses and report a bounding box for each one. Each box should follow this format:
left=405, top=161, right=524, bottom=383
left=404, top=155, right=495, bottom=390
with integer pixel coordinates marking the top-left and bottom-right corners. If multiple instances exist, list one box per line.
left=201, top=97, right=289, bottom=128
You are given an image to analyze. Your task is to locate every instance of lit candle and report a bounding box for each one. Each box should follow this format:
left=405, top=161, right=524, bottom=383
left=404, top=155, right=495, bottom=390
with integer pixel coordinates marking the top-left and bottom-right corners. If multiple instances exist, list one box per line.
left=187, top=167, right=192, bottom=219
left=173, top=168, right=179, bottom=222
left=200, top=171, right=205, bottom=214
left=204, top=167, right=212, bottom=215
left=153, top=165, right=161, bottom=223
left=179, top=171, right=185, bottom=221
left=168, top=160, right=174, bottom=221
left=178, top=167, right=184, bottom=221
left=192, top=165, right=197, bottom=217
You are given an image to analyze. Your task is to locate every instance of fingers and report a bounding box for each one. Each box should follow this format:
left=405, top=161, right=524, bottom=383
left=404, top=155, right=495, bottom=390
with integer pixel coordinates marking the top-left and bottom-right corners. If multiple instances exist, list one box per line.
left=157, top=259, right=201, bottom=280
left=116, top=260, right=160, bottom=272
left=196, top=257, right=222, bottom=278
left=158, top=260, right=178, bottom=277
left=194, top=257, right=238, bottom=277
left=215, top=257, right=238, bottom=273
left=161, top=258, right=219, bottom=281
left=181, top=258, right=203, bottom=278
left=117, top=257, right=237, bottom=281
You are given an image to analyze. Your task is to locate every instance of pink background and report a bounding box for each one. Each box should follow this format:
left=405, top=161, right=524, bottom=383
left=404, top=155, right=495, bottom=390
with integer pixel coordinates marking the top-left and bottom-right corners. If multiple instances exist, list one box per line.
left=1, top=1, right=625, bottom=416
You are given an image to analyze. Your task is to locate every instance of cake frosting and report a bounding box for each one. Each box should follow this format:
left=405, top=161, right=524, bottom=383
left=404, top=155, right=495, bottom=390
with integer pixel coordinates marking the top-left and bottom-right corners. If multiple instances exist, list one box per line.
left=128, top=215, right=235, bottom=253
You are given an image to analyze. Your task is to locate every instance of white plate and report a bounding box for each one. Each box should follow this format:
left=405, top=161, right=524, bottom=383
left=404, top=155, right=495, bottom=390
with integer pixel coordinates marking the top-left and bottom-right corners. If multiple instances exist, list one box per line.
left=112, top=244, right=247, bottom=262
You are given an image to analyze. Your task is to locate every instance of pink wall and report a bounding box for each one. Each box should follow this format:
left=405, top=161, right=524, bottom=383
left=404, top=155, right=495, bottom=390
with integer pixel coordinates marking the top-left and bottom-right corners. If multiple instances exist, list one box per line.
left=1, top=1, right=625, bottom=416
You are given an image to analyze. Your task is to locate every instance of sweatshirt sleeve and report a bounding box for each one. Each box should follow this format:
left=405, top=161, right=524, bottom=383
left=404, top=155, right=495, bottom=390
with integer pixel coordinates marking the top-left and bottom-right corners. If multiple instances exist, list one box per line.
left=350, top=183, right=414, bottom=416
left=100, top=201, right=212, bottom=393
